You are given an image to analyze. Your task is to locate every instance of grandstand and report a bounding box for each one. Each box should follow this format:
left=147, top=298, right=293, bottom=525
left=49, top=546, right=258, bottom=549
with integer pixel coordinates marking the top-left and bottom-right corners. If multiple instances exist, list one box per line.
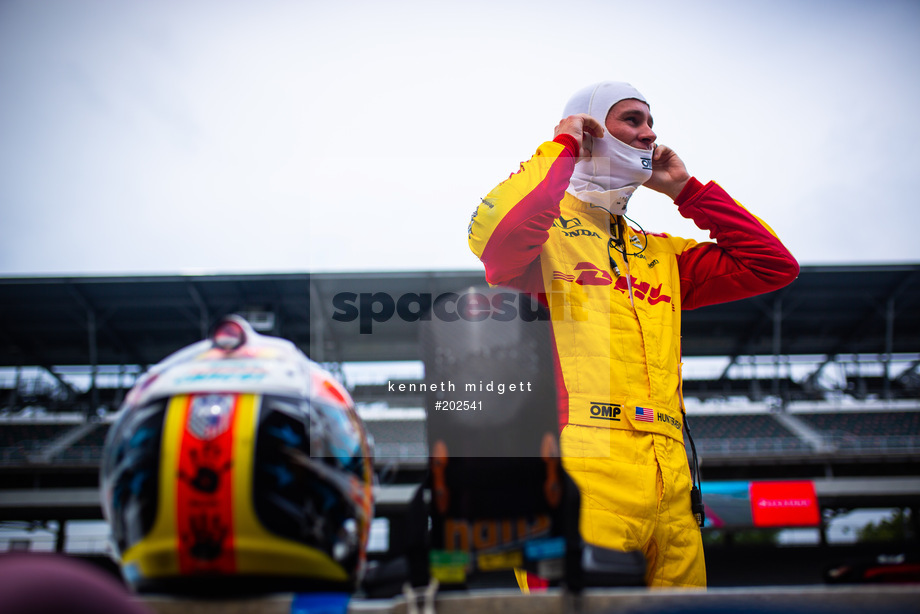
left=1, top=265, right=919, bottom=589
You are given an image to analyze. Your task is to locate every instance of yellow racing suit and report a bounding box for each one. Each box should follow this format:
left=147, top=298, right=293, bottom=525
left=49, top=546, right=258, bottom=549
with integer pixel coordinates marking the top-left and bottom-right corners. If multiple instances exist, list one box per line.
left=468, top=136, right=799, bottom=588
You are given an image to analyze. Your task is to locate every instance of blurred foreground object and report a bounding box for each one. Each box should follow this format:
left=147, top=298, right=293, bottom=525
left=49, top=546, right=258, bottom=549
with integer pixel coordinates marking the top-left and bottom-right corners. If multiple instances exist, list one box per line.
left=99, top=316, right=374, bottom=596
left=0, top=552, right=153, bottom=613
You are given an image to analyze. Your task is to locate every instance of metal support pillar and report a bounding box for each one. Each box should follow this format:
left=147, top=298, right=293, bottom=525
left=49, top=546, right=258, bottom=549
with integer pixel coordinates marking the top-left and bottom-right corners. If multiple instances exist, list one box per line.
left=10, top=365, right=22, bottom=409
left=88, top=309, right=99, bottom=416
left=187, top=283, right=210, bottom=339
left=772, top=296, right=783, bottom=406
left=884, top=297, right=895, bottom=400
left=55, top=519, right=67, bottom=553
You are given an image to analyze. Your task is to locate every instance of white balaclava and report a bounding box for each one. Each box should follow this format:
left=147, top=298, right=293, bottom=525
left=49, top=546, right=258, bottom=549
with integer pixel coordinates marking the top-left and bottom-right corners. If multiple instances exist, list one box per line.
left=563, top=81, right=653, bottom=215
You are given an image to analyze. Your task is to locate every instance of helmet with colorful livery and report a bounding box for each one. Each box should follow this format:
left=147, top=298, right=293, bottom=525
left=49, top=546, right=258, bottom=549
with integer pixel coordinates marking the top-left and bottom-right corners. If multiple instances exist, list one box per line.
left=100, top=316, right=374, bottom=594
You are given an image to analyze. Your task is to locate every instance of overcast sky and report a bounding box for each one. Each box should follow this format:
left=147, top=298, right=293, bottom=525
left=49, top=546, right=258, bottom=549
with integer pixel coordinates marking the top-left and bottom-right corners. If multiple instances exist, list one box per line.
left=1, top=0, right=918, bottom=277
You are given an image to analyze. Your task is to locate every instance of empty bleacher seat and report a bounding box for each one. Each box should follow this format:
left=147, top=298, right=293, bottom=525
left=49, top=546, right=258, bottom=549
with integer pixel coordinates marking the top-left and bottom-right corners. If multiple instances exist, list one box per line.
left=797, top=410, right=920, bottom=453
left=690, top=414, right=809, bottom=455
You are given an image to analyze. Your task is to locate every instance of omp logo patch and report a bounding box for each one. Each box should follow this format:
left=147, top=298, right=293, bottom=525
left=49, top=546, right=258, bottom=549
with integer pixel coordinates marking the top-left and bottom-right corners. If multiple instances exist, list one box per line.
left=613, top=276, right=671, bottom=306
left=589, top=402, right=621, bottom=421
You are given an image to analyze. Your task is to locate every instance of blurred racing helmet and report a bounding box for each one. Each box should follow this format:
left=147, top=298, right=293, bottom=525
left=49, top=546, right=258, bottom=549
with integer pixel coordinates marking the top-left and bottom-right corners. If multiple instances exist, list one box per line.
left=100, top=316, right=374, bottom=594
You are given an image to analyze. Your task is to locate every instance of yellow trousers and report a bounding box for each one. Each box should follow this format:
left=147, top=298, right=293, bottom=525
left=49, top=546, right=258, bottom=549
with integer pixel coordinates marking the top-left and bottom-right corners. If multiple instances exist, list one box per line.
left=518, top=426, right=706, bottom=590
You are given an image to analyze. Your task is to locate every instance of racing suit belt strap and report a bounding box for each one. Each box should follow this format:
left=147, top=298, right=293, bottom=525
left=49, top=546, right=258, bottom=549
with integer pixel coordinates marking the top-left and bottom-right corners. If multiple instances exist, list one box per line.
left=566, top=398, right=684, bottom=441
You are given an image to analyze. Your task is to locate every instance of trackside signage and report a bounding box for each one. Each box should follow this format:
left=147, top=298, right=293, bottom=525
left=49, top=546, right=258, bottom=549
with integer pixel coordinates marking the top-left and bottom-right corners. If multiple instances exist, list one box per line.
left=749, top=481, right=820, bottom=527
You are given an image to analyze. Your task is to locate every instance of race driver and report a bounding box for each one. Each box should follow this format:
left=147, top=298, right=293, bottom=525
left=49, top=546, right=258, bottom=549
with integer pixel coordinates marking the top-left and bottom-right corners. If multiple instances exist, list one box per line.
left=467, top=81, right=799, bottom=588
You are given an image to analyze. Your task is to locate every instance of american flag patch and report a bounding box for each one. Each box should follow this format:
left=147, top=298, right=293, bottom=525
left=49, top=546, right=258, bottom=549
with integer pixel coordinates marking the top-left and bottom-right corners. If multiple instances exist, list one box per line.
left=553, top=271, right=575, bottom=281
left=635, top=407, right=654, bottom=423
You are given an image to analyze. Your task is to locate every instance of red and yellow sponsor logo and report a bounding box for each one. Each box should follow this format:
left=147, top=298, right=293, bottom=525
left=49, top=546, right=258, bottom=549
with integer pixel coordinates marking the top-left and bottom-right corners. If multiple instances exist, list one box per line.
left=573, top=262, right=613, bottom=286
left=551, top=262, right=613, bottom=286
left=613, top=275, right=672, bottom=306
left=553, top=262, right=672, bottom=307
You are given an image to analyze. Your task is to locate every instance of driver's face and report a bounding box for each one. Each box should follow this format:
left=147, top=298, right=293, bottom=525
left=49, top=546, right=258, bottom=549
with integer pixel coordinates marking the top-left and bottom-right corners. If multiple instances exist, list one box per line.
left=605, top=99, right=656, bottom=150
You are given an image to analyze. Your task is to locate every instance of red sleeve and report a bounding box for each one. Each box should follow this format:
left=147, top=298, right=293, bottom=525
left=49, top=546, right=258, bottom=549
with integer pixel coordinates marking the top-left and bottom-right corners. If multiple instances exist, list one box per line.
left=552, top=134, right=580, bottom=158
left=471, top=141, right=576, bottom=286
left=675, top=179, right=799, bottom=310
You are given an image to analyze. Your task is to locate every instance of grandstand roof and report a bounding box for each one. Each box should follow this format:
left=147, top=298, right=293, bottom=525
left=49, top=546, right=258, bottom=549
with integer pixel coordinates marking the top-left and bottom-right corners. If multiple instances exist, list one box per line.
left=0, top=263, right=918, bottom=367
